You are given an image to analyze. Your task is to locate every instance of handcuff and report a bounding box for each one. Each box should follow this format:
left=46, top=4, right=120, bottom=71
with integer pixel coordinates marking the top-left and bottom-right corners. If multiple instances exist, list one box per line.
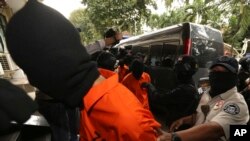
left=171, top=132, right=182, bottom=141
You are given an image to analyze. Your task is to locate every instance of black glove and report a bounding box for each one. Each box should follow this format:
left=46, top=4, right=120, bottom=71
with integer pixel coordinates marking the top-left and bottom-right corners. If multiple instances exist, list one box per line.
left=141, top=82, right=157, bottom=95
left=0, top=78, right=38, bottom=131
left=141, top=82, right=150, bottom=89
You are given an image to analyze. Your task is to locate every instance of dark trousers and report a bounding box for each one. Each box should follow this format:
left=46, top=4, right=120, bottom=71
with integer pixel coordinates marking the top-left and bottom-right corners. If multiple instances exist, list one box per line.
left=66, top=107, right=79, bottom=141
left=36, top=99, right=70, bottom=141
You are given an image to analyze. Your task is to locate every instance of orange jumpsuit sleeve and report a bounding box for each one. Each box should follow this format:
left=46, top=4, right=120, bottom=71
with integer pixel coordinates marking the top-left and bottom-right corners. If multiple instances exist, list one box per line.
left=122, top=72, right=151, bottom=110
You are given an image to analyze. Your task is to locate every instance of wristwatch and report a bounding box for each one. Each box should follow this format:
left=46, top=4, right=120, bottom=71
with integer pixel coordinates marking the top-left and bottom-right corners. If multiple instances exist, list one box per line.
left=171, top=132, right=182, bottom=141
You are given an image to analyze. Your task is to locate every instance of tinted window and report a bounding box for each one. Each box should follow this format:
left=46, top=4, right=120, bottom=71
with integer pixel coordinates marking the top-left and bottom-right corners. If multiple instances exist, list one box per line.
left=162, top=41, right=180, bottom=65
left=190, top=24, right=223, bottom=68
left=149, top=44, right=162, bottom=66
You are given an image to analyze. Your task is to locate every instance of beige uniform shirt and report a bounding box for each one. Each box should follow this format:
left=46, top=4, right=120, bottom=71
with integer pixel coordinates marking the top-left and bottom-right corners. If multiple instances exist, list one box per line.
left=195, top=87, right=249, bottom=141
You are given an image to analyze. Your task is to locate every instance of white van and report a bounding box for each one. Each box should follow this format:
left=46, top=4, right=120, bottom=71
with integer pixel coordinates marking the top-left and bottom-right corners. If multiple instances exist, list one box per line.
left=0, top=11, right=35, bottom=96
left=115, top=22, right=224, bottom=91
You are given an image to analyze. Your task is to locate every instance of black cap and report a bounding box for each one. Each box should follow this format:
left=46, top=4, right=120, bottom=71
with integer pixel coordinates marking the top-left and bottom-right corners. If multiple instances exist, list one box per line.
left=210, top=56, right=238, bottom=73
left=104, top=27, right=119, bottom=38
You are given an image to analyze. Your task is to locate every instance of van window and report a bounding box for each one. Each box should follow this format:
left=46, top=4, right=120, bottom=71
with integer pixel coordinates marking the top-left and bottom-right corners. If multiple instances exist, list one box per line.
left=149, top=44, right=162, bottom=66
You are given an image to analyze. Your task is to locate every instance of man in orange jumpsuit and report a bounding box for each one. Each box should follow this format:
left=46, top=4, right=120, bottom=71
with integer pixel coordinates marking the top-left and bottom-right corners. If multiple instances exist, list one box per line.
left=122, top=59, right=151, bottom=110
left=6, top=0, right=161, bottom=140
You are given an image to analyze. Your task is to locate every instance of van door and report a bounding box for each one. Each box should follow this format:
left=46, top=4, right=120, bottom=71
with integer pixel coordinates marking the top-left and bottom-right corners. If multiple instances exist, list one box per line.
left=147, top=40, right=180, bottom=92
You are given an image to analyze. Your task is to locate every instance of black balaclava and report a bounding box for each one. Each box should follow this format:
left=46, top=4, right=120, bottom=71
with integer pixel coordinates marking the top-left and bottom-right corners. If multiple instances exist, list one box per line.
left=130, top=59, right=144, bottom=80
left=209, top=71, right=238, bottom=97
left=6, top=0, right=99, bottom=108
left=96, top=51, right=117, bottom=71
left=174, top=56, right=198, bottom=84
left=209, top=56, right=239, bottom=98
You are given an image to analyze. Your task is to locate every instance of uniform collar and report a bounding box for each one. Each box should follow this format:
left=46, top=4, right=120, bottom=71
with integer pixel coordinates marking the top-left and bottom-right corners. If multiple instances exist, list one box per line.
left=219, top=86, right=237, bottom=100
left=83, top=69, right=119, bottom=113
left=208, top=87, right=237, bottom=103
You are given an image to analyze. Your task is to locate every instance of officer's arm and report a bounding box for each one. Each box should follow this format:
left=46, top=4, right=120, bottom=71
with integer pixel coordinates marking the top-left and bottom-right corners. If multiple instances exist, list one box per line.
left=169, top=113, right=196, bottom=132
left=85, top=40, right=106, bottom=55
left=159, top=121, right=224, bottom=141
left=85, top=36, right=120, bottom=55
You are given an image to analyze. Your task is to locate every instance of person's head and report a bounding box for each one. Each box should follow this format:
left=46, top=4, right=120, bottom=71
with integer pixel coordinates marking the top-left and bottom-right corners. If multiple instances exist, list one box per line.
left=239, top=56, right=250, bottom=72
left=130, top=59, right=144, bottom=80
left=96, top=51, right=117, bottom=71
left=123, top=54, right=134, bottom=66
left=209, top=56, right=238, bottom=97
left=134, top=52, right=145, bottom=63
left=162, top=57, right=174, bottom=68
left=104, top=27, right=121, bottom=46
left=174, top=55, right=198, bottom=81
left=5, top=0, right=99, bottom=107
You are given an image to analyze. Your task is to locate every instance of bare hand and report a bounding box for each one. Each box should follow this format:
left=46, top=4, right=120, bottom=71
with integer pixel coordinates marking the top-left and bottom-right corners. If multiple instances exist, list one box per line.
left=169, top=118, right=184, bottom=132
left=157, top=132, right=172, bottom=141
left=115, top=32, right=123, bottom=40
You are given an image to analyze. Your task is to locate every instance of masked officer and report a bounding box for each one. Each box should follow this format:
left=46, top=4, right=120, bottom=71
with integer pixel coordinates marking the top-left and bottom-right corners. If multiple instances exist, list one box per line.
left=143, top=55, right=200, bottom=129
left=158, top=56, right=249, bottom=141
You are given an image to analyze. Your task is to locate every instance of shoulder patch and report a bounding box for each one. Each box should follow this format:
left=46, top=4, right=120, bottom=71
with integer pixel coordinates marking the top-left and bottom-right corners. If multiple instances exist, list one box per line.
left=223, top=103, right=240, bottom=115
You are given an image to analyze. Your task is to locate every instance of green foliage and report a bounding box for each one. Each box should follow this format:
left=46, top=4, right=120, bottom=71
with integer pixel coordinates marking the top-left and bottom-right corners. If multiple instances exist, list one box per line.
left=68, top=0, right=250, bottom=49
left=79, top=0, right=156, bottom=36
left=69, top=9, right=101, bottom=45
left=164, top=0, right=174, bottom=7
left=223, top=1, right=250, bottom=49
left=69, top=0, right=157, bottom=44
left=147, top=7, right=187, bottom=28
left=160, top=0, right=250, bottom=49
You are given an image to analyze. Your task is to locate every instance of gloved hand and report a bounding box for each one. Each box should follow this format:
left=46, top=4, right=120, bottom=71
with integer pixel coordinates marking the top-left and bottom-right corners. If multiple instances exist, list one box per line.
left=0, top=78, right=38, bottom=131
left=141, top=82, right=150, bottom=89
left=141, top=82, right=157, bottom=95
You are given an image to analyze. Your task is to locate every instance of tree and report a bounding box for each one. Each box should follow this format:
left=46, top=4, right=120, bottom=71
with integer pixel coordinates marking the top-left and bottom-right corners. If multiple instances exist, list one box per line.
left=223, top=0, right=250, bottom=48
left=147, top=0, right=221, bottom=29
left=69, top=0, right=250, bottom=49
left=147, top=7, right=186, bottom=29
left=80, top=0, right=156, bottom=36
left=69, top=9, right=101, bottom=45
left=184, top=0, right=225, bottom=24
left=162, top=0, right=250, bottom=49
